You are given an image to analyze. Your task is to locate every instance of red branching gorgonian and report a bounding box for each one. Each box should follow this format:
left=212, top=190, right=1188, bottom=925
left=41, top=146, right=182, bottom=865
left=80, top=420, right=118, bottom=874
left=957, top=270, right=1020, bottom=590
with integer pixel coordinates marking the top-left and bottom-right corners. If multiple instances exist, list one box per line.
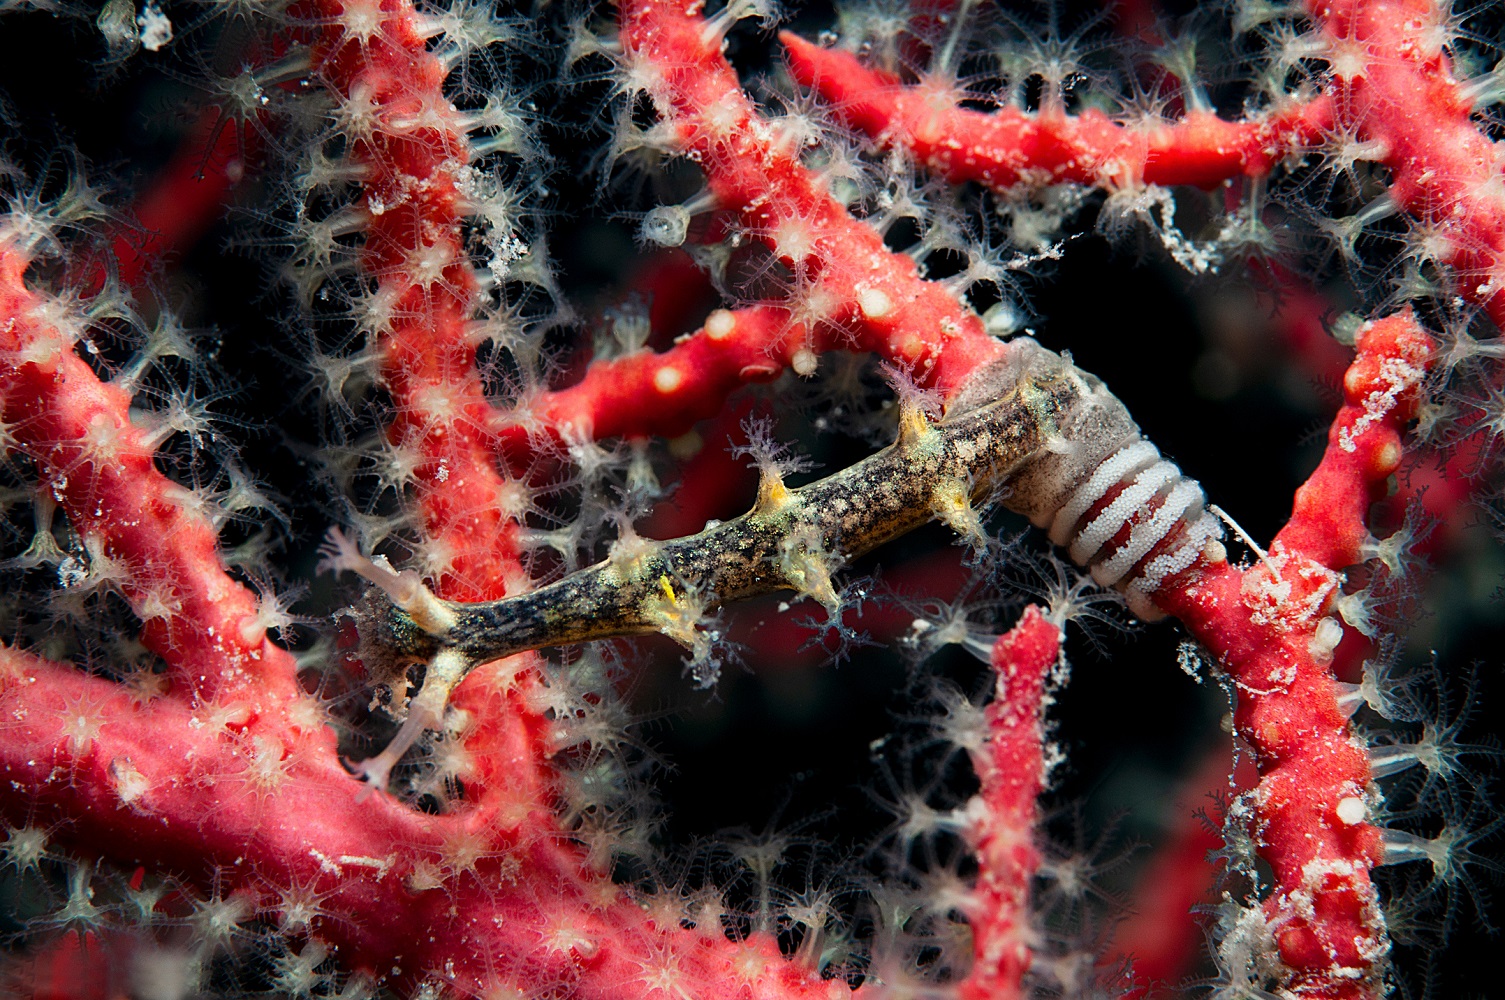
left=0, top=1, right=1499, bottom=999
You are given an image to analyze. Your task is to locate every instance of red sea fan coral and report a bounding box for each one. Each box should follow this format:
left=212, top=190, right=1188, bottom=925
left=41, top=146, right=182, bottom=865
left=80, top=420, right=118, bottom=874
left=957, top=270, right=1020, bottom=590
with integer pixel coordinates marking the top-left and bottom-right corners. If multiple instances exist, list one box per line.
left=0, top=1, right=1499, bottom=998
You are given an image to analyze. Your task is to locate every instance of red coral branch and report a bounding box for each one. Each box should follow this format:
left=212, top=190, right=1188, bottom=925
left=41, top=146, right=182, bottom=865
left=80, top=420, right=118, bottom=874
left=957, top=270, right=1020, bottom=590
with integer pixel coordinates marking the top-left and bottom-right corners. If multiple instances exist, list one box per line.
left=1311, top=0, right=1505, bottom=328
left=307, top=0, right=523, bottom=602
left=0, top=238, right=301, bottom=710
left=959, top=604, right=1060, bottom=1000
left=782, top=33, right=1333, bottom=194
left=1110, top=746, right=1249, bottom=998
left=525, top=304, right=792, bottom=441
left=0, top=640, right=843, bottom=999
left=110, top=114, right=257, bottom=290
left=1157, top=312, right=1434, bottom=998
left=619, top=0, right=1007, bottom=397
